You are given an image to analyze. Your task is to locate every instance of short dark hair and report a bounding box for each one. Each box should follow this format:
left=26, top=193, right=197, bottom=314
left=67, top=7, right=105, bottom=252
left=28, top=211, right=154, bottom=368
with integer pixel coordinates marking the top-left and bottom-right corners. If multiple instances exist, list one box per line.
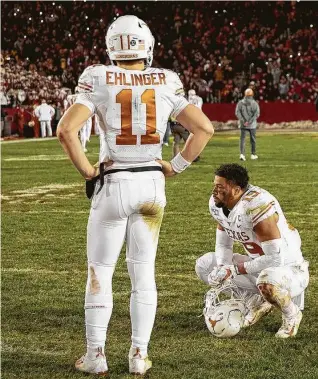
left=215, top=163, right=249, bottom=189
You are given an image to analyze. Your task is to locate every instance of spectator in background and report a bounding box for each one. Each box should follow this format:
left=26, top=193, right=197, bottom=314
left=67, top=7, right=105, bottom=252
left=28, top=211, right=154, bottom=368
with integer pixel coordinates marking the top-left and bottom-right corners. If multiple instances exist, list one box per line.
left=235, top=88, right=260, bottom=161
left=15, top=105, right=27, bottom=137
left=34, top=99, right=55, bottom=138
left=0, top=1, right=317, bottom=105
left=52, top=101, right=63, bottom=135
left=278, top=76, right=289, bottom=99
left=31, top=104, right=40, bottom=138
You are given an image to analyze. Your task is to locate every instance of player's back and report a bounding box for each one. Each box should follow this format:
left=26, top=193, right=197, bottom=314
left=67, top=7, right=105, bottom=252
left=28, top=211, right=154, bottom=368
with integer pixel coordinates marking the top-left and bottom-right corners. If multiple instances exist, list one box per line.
left=76, top=64, right=187, bottom=169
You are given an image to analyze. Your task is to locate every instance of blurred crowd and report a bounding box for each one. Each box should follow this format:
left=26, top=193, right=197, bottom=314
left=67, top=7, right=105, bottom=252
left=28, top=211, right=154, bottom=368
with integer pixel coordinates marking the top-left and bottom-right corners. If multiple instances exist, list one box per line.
left=1, top=1, right=317, bottom=107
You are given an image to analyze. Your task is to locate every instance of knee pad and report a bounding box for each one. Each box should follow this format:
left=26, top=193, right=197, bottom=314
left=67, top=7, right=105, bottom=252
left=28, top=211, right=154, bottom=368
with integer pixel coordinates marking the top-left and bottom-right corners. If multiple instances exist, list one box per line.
left=131, top=289, right=157, bottom=306
left=127, top=260, right=156, bottom=292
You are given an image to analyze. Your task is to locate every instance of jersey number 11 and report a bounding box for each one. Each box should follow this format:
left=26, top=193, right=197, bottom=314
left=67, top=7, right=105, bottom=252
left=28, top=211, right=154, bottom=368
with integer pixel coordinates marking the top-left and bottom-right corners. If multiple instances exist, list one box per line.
left=116, top=89, right=160, bottom=145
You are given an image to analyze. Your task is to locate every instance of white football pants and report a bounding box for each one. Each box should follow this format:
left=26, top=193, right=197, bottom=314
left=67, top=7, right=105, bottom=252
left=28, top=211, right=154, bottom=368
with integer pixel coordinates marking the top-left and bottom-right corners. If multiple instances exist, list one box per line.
left=80, top=118, right=92, bottom=149
left=40, top=121, right=52, bottom=138
left=85, top=171, right=166, bottom=354
left=195, top=252, right=309, bottom=306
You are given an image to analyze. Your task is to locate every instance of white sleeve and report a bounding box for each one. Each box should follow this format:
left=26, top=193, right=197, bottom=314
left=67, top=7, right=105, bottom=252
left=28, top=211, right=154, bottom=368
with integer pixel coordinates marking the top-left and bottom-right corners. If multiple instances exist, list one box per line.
left=243, top=239, right=283, bottom=274
left=166, top=71, right=189, bottom=119
left=75, top=67, right=96, bottom=114
left=215, top=228, right=234, bottom=266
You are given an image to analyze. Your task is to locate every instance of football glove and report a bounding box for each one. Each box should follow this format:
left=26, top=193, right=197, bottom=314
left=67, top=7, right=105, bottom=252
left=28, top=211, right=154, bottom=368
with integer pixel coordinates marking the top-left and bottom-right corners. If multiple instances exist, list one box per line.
left=208, top=265, right=238, bottom=286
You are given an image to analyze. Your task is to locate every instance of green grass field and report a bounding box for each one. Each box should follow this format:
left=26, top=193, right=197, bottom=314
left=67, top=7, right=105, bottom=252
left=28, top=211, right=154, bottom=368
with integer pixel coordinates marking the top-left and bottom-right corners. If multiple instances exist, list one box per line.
left=2, top=132, right=318, bottom=379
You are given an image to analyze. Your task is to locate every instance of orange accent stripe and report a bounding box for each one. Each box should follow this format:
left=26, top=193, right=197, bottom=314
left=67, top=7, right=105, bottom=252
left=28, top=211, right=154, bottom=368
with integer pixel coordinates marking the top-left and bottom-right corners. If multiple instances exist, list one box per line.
left=127, top=35, right=130, bottom=50
left=252, top=201, right=275, bottom=220
left=120, top=35, right=123, bottom=50
left=252, top=203, right=274, bottom=224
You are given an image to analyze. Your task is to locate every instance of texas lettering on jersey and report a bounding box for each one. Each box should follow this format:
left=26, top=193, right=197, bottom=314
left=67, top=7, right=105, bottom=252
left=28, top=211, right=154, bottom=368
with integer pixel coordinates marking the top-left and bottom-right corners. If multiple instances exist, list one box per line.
left=209, top=185, right=303, bottom=263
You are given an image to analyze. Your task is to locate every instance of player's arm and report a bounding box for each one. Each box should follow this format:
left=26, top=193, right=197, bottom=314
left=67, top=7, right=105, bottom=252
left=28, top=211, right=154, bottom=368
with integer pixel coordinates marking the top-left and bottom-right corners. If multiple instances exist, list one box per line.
left=57, top=104, right=96, bottom=179
left=176, top=104, right=214, bottom=162
left=236, top=213, right=282, bottom=275
left=157, top=72, right=213, bottom=177
left=215, top=223, right=234, bottom=266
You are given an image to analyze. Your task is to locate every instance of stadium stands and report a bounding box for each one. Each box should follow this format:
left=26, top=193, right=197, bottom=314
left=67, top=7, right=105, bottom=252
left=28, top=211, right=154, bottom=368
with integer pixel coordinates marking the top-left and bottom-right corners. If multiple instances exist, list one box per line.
left=1, top=1, right=317, bottom=106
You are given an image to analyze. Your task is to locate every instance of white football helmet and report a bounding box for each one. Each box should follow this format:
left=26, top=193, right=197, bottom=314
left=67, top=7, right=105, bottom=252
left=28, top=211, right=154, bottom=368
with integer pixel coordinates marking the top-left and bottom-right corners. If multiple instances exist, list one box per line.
left=188, top=89, right=196, bottom=97
left=203, top=280, right=246, bottom=338
left=106, top=15, right=155, bottom=67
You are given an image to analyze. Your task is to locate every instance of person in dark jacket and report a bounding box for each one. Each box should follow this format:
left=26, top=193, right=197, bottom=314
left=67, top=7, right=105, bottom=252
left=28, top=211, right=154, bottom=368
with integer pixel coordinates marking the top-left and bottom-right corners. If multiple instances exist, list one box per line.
left=235, top=89, right=260, bottom=161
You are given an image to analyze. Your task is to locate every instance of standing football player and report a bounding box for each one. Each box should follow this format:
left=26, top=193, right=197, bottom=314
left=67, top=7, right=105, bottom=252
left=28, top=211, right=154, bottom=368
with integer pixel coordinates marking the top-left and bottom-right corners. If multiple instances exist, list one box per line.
left=195, top=164, right=309, bottom=338
left=57, top=15, right=213, bottom=376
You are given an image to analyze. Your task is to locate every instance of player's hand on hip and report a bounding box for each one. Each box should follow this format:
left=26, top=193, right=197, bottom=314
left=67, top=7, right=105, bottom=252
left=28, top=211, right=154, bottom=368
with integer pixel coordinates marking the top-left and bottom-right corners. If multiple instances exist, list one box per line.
left=86, top=160, right=114, bottom=180
left=85, top=165, right=99, bottom=180
left=156, top=159, right=177, bottom=177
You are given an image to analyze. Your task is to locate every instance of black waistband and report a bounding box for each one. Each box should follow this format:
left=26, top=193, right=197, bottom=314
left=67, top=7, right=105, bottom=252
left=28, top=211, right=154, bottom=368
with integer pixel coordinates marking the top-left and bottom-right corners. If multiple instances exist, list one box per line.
left=95, top=165, right=162, bottom=192
left=105, top=166, right=162, bottom=175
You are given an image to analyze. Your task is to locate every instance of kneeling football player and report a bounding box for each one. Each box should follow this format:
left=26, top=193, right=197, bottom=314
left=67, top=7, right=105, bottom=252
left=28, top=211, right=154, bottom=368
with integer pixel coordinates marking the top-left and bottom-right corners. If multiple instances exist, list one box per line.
left=195, top=163, right=309, bottom=338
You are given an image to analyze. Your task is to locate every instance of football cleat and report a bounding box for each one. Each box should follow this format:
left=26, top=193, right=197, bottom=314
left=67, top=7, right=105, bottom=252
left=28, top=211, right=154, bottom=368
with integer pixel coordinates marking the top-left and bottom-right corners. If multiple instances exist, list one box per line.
left=243, top=297, right=273, bottom=328
left=75, top=348, right=108, bottom=376
left=275, top=308, right=303, bottom=339
left=240, top=154, right=246, bottom=161
left=128, top=347, right=152, bottom=375
left=251, top=154, right=258, bottom=160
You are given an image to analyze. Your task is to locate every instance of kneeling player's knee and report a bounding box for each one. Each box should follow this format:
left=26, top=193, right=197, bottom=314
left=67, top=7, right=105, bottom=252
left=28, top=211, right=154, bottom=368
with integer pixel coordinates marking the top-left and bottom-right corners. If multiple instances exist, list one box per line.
left=195, top=253, right=214, bottom=284
left=257, top=283, right=275, bottom=302
left=195, top=257, right=205, bottom=280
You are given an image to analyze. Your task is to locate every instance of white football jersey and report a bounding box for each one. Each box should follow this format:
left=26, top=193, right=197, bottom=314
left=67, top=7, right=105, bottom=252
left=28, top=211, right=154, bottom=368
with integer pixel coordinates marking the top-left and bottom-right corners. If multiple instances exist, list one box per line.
left=209, top=185, right=304, bottom=265
left=75, top=64, right=188, bottom=169
left=189, top=95, right=203, bottom=109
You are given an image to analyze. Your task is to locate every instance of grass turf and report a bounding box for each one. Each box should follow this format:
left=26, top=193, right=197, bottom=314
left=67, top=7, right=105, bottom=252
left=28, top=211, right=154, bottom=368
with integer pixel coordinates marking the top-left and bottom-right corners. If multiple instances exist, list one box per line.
left=2, top=132, right=318, bottom=379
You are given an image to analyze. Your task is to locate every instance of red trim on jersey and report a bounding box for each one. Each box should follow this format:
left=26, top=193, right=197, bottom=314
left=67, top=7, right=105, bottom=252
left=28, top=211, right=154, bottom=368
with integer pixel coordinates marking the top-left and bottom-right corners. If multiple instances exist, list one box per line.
left=78, top=83, right=93, bottom=91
